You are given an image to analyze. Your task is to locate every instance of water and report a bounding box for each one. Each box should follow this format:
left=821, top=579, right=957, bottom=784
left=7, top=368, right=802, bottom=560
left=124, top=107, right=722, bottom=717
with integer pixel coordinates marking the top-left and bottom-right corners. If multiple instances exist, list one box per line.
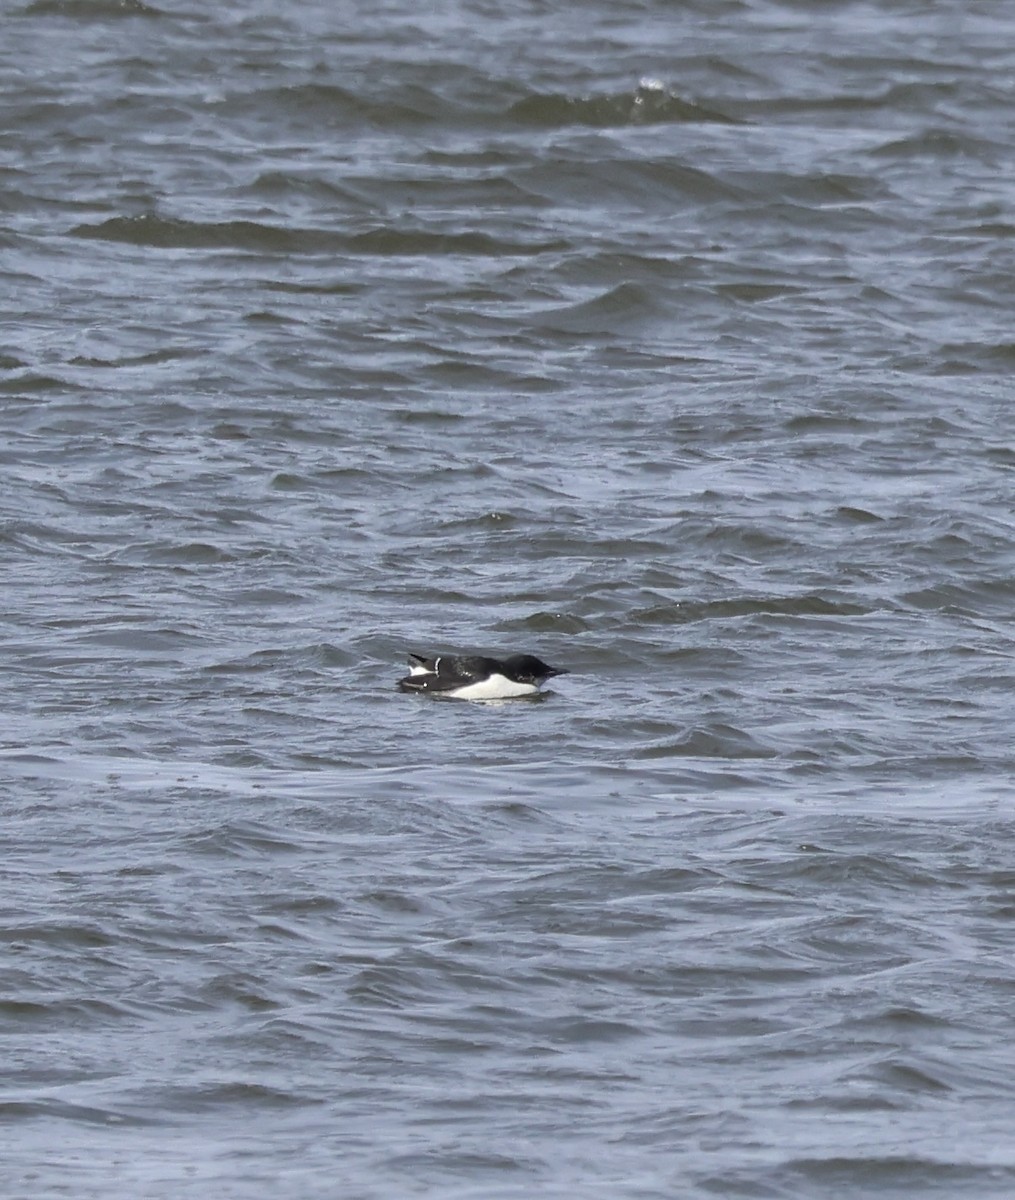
left=4, top=0, right=1015, bottom=1195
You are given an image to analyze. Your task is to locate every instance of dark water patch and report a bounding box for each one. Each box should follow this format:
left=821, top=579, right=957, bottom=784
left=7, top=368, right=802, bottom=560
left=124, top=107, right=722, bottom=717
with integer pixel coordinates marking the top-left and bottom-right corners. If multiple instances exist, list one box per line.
left=779, top=850, right=950, bottom=891
left=76, top=625, right=209, bottom=653
left=67, top=347, right=193, bottom=369
left=265, top=277, right=365, bottom=296
left=632, top=723, right=777, bottom=761
left=533, top=282, right=683, bottom=337
left=860, top=1058, right=954, bottom=1100
left=937, top=341, right=1015, bottom=372
left=946, top=220, right=1015, bottom=240
left=70, top=214, right=342, bottom=252
left=900, top=578, right=1015, bottom=616
left=730, top=168, right=889, bottom=207
left=125, top=540, right=235, bottom=565
left=836, top=505, right=885, bottom=524
left=326, top=169, right=544, bottom=214
left=508, top=81, right=739, bottom=128
left=181, top=821, right=303, bottom=859
left=0, top=1097, right=150, bottom=1125
left=559, top=249, right=716, bottom=291
left=655, top=644, right=749, bottom=670
left=347, top=956, right=484, bottom=1011
left=389, top=405, right=468, bottom=426
left=737, top=79, right=968, bottom=122
left=872, top=127, right=1004, bottom=161
left=493, top=610, right=593, bottom=635
left=515, top=157, right=741, bottom=210
left=784, top=411, right=883, bottom=435
left=348, top=226, right=567, bottom=258
left=715, top=280, right=806, bottom=303
left=22, top=0, right=163, bottom=16
left=0, top=371, right=81, bottom=393
left=780, top=1156, right=1014, bottom=1193
left=4, top=921, right=115, bottom=950
left=220, top=81, right=440, bottom=130
left=433, top=510, right=525, bottom=533
left=248, top=171, right=375, bottom=210
left=269, top=471, right=317, bottom=492
left=159, top=1080, right=314, bottom=1112
left=0, top=995, right=131, bottom=1026
left=630, top=594, right=871, bottom=626
left=416, top=359, right=557, bottom=391
left=72, top=214, right=566, bottom=258
left=356, top=888, right=429, bottom=916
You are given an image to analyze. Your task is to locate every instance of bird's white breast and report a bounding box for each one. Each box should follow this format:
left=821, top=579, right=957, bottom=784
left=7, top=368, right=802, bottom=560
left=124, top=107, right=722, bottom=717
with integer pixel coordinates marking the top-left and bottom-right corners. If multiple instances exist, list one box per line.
left=447, top=673, right=539, bottom=700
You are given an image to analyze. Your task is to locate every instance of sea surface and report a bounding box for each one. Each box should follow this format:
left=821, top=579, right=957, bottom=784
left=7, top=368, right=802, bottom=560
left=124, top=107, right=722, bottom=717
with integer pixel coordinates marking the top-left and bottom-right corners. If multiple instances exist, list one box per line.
left=4, top=1, right=1015, bottom=1196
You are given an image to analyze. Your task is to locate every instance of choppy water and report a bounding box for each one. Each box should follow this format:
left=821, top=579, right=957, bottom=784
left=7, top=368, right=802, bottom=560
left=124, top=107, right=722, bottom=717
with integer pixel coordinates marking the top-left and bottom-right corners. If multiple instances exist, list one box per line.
left=4, top=1, right=1015, bottom=1196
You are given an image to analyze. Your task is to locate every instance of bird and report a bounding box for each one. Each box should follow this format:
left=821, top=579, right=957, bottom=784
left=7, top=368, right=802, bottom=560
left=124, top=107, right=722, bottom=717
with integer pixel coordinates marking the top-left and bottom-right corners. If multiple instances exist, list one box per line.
left=396, top=652, right=567, bottom=700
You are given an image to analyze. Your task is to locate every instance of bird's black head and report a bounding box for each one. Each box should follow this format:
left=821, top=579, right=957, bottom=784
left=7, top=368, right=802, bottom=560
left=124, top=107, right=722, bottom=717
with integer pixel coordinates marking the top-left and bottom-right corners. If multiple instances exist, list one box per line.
left=502, top=654, right=567, bottom=683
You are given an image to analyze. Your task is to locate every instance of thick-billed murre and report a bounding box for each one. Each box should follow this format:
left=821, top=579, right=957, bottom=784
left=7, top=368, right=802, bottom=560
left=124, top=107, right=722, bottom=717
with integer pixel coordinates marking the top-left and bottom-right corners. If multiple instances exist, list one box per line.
left=396, top=653, right=567, bottom=700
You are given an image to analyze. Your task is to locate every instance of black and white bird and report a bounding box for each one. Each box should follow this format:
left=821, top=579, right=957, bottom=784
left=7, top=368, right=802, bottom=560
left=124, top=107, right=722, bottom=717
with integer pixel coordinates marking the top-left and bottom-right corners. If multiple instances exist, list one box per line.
left=396, top=652, right=567, bottom=700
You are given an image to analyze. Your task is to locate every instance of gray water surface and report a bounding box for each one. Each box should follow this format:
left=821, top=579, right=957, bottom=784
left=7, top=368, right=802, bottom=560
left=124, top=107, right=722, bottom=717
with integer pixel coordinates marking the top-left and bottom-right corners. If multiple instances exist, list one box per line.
left=4, top=1, right=1015, bottom=1196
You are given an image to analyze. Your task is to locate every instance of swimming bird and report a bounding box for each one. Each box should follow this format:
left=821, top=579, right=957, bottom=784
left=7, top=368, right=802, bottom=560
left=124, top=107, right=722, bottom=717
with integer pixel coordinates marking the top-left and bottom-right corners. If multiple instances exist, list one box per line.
left=396, top=652, right=567, bottom=700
